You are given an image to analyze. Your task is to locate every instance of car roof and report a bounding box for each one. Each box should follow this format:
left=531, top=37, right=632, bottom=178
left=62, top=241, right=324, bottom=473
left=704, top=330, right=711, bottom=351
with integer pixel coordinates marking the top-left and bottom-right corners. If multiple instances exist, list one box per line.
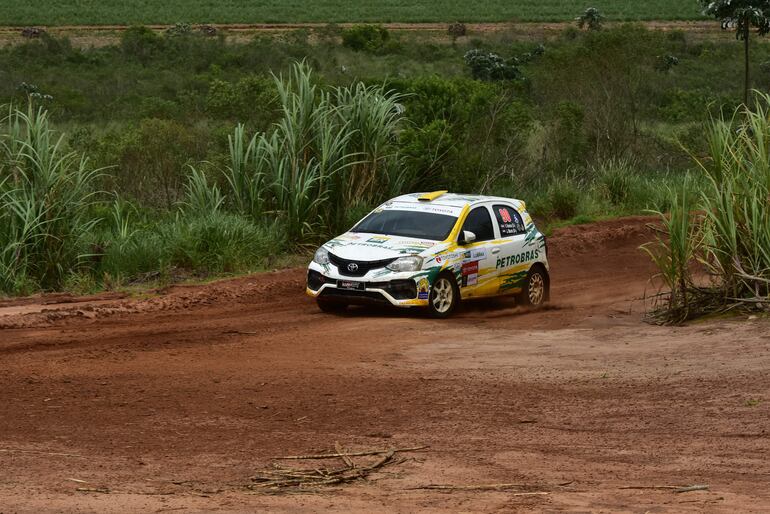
left=389, top=192, right=525, bottom=211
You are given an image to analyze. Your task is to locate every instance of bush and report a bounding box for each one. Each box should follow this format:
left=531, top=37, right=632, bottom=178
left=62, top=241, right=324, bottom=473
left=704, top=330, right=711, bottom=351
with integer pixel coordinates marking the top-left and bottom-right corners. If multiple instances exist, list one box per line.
left=547, top=176, right=581, bottom=219
left=97, top=118, right=209, bottom=208
left=464, top=49, right=521, bottom=81
left=341, top=25, right=390, bottom=53
left=99, top=212, right=287, bottom=282
left=121, top=26, right=164, bottom=64
left=592, top=158, right=644, bottom=207
left=205, top=75, right=277, bottom=122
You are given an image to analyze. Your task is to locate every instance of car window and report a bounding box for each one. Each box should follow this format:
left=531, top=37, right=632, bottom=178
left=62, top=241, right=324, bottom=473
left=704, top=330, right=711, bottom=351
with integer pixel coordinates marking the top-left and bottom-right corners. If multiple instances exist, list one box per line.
left=351, top=209, right=457, bottom=241
left=461, top=206, right=495, bottom=242
left=493, top=204, right=526, bottom=237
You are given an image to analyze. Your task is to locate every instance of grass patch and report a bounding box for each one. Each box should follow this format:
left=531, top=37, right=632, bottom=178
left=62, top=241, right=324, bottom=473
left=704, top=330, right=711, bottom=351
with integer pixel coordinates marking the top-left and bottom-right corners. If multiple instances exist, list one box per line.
left=1, top=1, right=703, bottom=25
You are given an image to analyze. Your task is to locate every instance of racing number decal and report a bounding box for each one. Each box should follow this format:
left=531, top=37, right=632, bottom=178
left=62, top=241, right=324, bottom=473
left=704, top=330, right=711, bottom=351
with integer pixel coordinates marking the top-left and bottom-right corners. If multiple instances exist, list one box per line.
left=498, top=208, right=512, bottom=223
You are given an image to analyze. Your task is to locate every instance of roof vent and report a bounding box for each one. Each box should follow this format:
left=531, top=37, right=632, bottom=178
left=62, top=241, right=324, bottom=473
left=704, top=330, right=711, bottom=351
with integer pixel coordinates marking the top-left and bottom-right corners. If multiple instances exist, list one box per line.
left=418, top=190, right=448, bottom=202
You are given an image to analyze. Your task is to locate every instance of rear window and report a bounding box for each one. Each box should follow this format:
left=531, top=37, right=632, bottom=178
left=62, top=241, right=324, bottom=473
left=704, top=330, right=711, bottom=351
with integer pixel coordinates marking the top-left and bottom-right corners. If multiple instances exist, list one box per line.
left=493, top=204, right=525, bottom=237
left=351, top=209, right=457, bottom=241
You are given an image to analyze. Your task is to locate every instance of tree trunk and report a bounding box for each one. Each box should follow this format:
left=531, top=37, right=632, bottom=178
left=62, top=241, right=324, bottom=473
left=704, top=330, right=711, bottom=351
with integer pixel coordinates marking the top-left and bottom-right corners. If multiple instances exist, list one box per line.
left=744, top=24, right=750, bottom=107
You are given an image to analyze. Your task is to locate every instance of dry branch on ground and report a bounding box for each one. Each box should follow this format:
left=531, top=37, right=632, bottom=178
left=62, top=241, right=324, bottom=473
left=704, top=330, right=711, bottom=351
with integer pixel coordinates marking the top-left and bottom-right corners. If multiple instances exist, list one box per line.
left=251, top=444, right=427, bottom=491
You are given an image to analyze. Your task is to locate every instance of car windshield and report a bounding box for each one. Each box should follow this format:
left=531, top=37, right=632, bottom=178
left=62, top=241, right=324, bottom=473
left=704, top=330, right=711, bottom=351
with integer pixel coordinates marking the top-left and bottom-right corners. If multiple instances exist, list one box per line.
left=351, top=209, right=457, bottom=241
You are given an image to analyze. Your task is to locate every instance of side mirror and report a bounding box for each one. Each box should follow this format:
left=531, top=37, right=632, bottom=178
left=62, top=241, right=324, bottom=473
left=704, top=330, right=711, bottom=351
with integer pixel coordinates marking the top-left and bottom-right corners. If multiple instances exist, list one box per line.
left=459, top=230, right=476, bottom=245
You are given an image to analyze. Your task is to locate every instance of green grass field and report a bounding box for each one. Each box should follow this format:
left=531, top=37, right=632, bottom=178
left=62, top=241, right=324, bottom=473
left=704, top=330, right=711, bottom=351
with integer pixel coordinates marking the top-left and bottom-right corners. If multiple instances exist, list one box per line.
left=4, top=1, right=703, bottom=26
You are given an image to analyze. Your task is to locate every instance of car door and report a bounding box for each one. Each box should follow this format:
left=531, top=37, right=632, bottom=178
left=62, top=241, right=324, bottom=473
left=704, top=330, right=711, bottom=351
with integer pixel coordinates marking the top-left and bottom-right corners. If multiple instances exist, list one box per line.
left=491, top=203, right=531, bottom=294
left=456, top=204, right=499, bottom=299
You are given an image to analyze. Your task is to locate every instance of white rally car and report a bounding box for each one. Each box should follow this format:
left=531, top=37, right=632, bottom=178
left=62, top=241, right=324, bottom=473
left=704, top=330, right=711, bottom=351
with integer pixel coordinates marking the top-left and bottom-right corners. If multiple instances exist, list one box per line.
left=306, top=191, right=549, bottom=317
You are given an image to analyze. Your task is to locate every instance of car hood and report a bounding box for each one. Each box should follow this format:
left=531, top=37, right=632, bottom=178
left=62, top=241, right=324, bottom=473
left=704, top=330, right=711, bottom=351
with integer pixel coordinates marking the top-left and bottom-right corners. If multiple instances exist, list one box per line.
left=324, top=232, right=445, bottom=261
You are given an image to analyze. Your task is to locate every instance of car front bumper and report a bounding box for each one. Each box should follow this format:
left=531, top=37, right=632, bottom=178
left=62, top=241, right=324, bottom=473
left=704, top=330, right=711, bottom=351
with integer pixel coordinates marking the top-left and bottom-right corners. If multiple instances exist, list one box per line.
left=305, top=262, right=430, bottom=307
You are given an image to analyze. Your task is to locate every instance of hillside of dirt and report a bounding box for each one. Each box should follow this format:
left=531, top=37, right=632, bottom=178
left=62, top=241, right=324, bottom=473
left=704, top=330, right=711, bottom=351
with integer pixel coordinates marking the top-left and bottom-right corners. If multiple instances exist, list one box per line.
left=1, top=216, right=768, bottom=512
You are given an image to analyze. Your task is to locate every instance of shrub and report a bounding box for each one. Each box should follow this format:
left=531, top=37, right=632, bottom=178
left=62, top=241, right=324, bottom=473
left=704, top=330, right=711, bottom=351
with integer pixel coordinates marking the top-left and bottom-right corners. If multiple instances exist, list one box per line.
left=547, top=176, right=581, bottom=219
left=165, top=22, right=193, bottom=38
left=448, top=22, right=467, bottom=40
left=98, top=211, right=286, bottom=282
left=576, top=7, right=604, bottom=31
left=121, top=26, right=164, bottom=64
left=97, top=118, right=209, bottom=208
left=205, top=75, right=277, bottom=122
left=464, top=49, right=521, bottom=81
left=592, top=158, right=644, bottom=207
left=341, top=25, right=390, bottom=53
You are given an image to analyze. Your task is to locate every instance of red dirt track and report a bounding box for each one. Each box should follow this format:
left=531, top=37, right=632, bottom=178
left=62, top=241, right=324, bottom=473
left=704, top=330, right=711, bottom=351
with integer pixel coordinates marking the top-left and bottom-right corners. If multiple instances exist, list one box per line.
left=1, top=217, right=769, bottom=512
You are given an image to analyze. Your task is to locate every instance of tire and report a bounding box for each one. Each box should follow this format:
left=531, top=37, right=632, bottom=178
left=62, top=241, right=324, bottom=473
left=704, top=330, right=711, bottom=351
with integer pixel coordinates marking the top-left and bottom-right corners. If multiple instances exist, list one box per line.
left=427, top=273, right=460, bottom=318
left=516, top=265, right=549, bottom=308
left=317, top=299, right=348, bottom=314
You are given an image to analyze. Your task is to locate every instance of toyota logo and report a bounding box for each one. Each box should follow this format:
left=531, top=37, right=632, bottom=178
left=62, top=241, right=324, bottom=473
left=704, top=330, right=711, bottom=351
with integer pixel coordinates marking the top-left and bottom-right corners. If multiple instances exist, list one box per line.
left=347, top=263, right=359, bottom=272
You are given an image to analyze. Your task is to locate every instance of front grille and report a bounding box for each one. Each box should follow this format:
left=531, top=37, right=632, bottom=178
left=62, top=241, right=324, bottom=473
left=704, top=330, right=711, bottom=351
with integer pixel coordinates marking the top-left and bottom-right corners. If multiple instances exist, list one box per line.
left=328, top=253, right=396, bottom=277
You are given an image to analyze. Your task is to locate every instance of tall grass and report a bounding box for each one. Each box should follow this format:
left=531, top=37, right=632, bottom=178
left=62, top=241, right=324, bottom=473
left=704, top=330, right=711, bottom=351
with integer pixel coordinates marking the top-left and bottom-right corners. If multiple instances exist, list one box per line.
left=0, top=104, right=102, bottom=294
left=193, top=61, right=404, bottom=243
left=644, top=92, right=770, bottom=322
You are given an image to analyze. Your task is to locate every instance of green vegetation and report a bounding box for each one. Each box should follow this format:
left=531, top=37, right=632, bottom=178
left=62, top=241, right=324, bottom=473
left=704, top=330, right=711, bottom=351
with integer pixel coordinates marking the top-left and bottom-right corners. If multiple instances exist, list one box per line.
left=1, top=1, right=702, bottom=26
left=0, top=21, right=763, bottom=295
left=700, top=0, right=770, bottom=105
left=644, top=93, right=770, bottom=323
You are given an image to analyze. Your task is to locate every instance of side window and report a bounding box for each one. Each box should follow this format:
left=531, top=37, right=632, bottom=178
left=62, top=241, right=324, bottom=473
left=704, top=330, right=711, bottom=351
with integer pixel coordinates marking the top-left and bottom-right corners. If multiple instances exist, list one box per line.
left=461, top=206, right=495, bottom=242
left=493, top=204, right=525, bottom=237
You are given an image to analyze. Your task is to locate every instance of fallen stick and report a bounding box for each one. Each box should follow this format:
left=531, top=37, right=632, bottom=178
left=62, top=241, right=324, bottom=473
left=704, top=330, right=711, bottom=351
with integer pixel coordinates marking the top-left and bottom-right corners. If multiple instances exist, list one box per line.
left=274, top=445, right=428, bottom=460
left=620, top=484, right=709, bottom=494
left=336, top=441, right=355, bottom=469
left=408, top=480, right=574, bottom=492
left=675, top=485, right=709, bottom=494
left=410, top=486, right=549, bottom=496
left=408, top=483, right=531, bottom=491
left=76, top=487, right=110, bottom=494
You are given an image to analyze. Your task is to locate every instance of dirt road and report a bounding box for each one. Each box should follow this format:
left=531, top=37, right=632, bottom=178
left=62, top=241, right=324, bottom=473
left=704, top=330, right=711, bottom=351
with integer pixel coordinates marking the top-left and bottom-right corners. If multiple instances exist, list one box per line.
left=1, top=217, right=769, bottom=512
left=0, top=21, right=726, bottom=48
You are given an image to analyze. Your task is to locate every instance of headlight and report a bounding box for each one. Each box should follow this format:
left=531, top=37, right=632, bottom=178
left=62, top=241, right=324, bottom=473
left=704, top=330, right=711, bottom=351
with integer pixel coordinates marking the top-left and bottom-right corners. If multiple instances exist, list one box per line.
left=386, top=255, right=423, bottom=272
left=313, top=247, right=330, bottom=265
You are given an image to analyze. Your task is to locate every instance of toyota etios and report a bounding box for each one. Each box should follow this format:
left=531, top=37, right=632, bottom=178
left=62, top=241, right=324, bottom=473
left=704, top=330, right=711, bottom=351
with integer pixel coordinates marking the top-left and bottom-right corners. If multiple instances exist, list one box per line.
left=306, top=191, right=549, bottom=317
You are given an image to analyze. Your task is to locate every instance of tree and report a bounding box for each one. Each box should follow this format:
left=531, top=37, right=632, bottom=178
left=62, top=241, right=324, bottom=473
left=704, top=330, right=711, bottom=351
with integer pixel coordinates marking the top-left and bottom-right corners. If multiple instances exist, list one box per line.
left=700, top=1, right=770, bottom=106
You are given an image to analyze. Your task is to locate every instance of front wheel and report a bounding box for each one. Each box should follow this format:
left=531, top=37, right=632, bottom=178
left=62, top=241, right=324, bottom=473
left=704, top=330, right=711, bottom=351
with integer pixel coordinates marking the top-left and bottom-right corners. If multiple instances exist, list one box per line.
left=516, top=266, right=549, bottom=308
left=427, top=274, right=459, bottom=318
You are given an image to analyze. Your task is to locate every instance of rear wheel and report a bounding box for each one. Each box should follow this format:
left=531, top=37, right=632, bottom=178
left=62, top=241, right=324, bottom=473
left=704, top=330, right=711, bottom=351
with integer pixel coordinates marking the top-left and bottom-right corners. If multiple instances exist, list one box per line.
left=516, top=266, right=549, bottom=308
left=317, top=299, right=348, bottom=314
left=427, top=273, right=459, bottom=318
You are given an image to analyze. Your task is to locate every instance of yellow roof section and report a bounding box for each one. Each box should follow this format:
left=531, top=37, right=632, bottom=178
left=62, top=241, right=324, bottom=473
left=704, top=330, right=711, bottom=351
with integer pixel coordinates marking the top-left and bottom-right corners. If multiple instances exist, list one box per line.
left=417, top=190, right=448, bottom=202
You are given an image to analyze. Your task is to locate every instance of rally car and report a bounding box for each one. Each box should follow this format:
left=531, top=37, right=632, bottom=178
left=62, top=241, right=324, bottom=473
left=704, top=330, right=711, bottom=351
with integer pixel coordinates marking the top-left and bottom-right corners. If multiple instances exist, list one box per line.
left=306, top=191, right=549, bottom=317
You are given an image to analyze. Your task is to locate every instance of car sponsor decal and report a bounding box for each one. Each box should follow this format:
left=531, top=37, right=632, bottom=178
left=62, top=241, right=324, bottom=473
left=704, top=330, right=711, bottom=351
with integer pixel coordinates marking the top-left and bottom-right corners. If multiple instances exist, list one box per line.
left=461, top=260, right=479, bottom=287
left=367, top=236, right=390, bottom=244
left=417, top=277, right=430, bottom=299
left=381, top=201, right=464, bottom=216
left=496, top=249, right=540, bottom=269
left=499, top=269, right=529, bottom=291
